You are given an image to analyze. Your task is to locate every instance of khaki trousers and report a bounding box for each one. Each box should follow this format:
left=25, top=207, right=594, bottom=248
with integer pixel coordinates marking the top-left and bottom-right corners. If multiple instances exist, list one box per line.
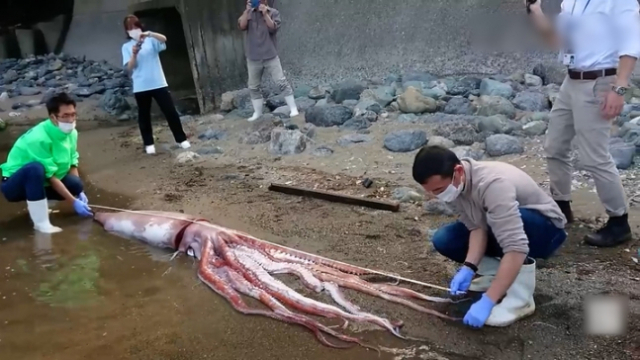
left=247, top=56, right=293, bottom=100
left=544, top=75, right=628, bottom=216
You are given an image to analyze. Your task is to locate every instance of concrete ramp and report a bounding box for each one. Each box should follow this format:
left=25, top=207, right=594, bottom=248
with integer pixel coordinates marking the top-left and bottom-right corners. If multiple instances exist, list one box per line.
left=276, top=0, right=563, bottom=84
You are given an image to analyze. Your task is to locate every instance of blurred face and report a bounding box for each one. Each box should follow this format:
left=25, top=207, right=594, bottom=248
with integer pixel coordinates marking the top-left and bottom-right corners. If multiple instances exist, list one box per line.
left=421, top=164, right=465, bottom=202
left=125, top=17, right=143, bottom=40
left=51, top=104, right=77, bottom=134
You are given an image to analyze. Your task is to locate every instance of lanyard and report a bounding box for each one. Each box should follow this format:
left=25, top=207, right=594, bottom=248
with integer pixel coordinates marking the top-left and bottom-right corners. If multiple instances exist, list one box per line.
left=570, top=0, right=591, bottom=16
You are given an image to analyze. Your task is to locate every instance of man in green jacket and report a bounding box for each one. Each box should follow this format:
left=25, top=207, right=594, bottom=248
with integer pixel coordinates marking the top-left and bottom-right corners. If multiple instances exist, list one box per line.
left=0, top=92, right=93, bottom=233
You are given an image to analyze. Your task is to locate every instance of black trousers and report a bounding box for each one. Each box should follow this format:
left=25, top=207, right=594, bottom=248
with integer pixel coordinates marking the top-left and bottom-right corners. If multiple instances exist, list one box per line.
left=134, top=86, right=187, bottom=146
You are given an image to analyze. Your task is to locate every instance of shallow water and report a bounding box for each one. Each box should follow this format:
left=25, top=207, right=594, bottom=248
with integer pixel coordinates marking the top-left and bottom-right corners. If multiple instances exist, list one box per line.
left=0, top=174, right=399, bottom=359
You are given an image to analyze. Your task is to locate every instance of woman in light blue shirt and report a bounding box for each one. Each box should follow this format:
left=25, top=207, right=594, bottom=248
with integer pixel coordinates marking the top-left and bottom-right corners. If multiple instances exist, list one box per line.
left=122, top=15, right=190, bottom=155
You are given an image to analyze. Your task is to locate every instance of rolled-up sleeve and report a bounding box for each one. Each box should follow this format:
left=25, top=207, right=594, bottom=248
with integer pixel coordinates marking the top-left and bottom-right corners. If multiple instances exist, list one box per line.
left=480, top=178, right=529, bottom=254
left=151, top=38, right=167, bottom=53
left=614, top=0, right=640, bottom=59
left=269, top=9, right=281, bottom=33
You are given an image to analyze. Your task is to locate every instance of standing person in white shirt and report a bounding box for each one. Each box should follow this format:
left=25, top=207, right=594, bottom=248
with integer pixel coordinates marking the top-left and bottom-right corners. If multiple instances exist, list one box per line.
left=527, top=0, right=640, bottom=248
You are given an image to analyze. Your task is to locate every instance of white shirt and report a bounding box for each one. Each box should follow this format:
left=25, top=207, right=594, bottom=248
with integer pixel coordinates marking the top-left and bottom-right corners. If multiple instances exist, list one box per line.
left=556, top=0, right=640, bottom=71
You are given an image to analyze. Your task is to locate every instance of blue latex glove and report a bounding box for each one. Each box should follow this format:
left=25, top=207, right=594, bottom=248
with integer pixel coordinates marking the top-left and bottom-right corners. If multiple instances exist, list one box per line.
left=73, top=199, right=93, bottom=217
left=450, top=265, right=475, bottom=295
left=463, top=293, right=496, bottom=328
left=78, top=192, right=89, bottom=204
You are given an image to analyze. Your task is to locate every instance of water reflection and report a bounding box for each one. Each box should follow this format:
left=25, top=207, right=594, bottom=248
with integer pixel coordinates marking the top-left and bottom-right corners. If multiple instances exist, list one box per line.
left=34, top=246, right=102, bottom=308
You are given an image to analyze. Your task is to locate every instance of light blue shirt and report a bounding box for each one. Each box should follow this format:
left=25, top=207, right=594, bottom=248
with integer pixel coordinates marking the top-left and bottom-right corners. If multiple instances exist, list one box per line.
left=122, top=37, right=168, bottom=93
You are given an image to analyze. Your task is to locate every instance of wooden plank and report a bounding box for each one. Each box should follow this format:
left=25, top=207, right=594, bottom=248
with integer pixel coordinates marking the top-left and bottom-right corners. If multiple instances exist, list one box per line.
left=268, top=183, right=400, bottom=212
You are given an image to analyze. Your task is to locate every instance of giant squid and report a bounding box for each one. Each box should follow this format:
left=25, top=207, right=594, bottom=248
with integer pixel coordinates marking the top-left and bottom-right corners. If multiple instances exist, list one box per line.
left=94, top=210, right=459, bottom=350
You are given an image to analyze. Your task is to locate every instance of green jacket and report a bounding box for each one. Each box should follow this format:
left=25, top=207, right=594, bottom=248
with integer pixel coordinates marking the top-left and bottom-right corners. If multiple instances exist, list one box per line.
left=0, top=119, right=79, bottom=185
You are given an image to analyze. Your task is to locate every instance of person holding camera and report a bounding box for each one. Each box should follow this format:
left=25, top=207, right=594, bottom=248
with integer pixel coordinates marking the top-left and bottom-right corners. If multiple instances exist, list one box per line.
left=527, top=0, right=640, bottom=247
left=238, top=0, right=298, bottom=122
left=122, top=14, right=191, bottom=155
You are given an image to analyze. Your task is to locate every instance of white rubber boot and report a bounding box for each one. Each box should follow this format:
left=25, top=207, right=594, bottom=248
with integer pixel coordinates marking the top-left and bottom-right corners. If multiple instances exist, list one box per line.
left=145, top=145, right=156, bottom=155
left=248, top=99, right=264, bottom=122
left=284, top=95, right=299, bottom=117
left=485, top=258, right=536, bottom=327
left=179, top=140, right=191, bottom=149
left=27, top=199, right=62, bottom=234
left=469, top=256, right=500, bottom=292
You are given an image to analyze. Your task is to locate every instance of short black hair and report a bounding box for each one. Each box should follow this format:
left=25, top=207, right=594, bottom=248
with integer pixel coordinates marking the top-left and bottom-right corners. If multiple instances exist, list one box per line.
left=412, top=145, right=461, bottom=184
left=46, top=92, right=76, bottom=116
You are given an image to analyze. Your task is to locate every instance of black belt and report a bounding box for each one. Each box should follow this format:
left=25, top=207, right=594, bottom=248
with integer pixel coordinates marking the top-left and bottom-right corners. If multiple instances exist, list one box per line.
left=567, top=68, right=616, bottom=80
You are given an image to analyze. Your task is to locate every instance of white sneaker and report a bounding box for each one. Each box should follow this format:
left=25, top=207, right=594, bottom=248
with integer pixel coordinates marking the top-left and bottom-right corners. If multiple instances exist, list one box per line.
left=468, top=256, right=500, bottom=292
left=145, top=145, right=156, bottom=154
left=485, top=257, right=536, bottom=327
left=180, top=140, right=191, bottom=149
left=27, top=199, right=62, bottom=234
left=284, top=95, right=299, bottom=117
left=248, top=99, right=264, bottom=122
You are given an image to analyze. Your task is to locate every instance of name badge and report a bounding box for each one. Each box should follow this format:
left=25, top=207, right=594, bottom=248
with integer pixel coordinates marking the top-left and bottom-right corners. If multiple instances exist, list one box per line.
left=562, top=53, right=575, bottom=66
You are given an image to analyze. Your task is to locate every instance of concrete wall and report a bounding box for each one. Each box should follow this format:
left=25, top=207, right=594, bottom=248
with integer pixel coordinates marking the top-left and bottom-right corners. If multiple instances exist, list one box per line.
left=63, top=0, right=129, bottom=65
left=275, top=0, right=564, bottom=85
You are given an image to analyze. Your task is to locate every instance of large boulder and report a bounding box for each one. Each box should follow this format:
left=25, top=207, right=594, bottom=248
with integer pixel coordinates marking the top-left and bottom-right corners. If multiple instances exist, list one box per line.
left=305, top=105, right=353, bottom=127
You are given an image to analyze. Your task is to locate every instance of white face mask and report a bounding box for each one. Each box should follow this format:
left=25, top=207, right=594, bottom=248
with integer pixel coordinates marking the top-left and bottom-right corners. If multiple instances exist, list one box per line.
left=58, top=121, right=76, bottom=134
left=436, top=179, right=463, bottom=203
left=128, top=29, right=142, bottom=41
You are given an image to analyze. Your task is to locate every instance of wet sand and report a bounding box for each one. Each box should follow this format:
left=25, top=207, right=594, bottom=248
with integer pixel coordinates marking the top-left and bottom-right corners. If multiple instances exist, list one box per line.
left=0, top=120, right=638, bottom=359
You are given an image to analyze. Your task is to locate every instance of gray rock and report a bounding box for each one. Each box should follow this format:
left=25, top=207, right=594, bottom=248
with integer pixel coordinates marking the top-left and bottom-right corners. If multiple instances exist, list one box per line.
left=512, top=91, right=549, bottom=112
left=360, top=110, right=378, bottom=123
left=422, top=86, right=447, bottom=100
left=397, top=87, right=437, bottom=113
left=315, top=98, right=329, bottom=107
left=485, top=134, right=524, bottom=157
left=619, top=123, right=640, bottom=146
left=383, top=129, right=428, bottom=152
left=432, top=121, right=481, bottom=146
left=233, top=89, right=252, bottom=110
left=220, top=91, right=236, bottom=111
left=342, top=99, right=359, bottom=108
left=240, top=115, right=278, bottom=144
left=99, top=90, right=131, bottom=116
left=452, top=146, right=485, bottom=160
left=444, top=96, right=474, bottom=115
left=533, top=63, right=567, bottom=85
left=337, top=133, right=371, bottom=146
left=196, top=146, right=224, bottom=155
left=305, top=105, right=353, bottom=127
left=308, top=85, right=328, bottom=100
left=269, top=128, right=307, bottom=155
left=341, top=116, right=371, bottom=131
left=427, top=136, right=455, bottom=148
left=448, top=76, right=481, bottom=96
left=18, top=87, right=41, bottom=96
left=479, top=78, right=514, bottom=98
left=360, top=86, right=395, bottom=107
left=476, top=115, right=521, bottom=134
left=301, top=123, right=316, bottom=138
left=474, top=95, right=517, bottom=118
left=609, top=137, right=635, bottom=170
left=265, top=95, right=286, bottom=111
left=312, top=146, right=334, bottom=156
left=198, top=128, right=227, bottom=141
left=423, top=199, right=455, bottom=216
left=273, top=105, right=291, bottom=117
left=522, top=120, right=548, bottom=136
left=524, top=74, right=543, bottom=87
left=296, top=97, right=317, bottom=112
left=397, top=113, right=418, bottom=123
left=354, top=100, right=382, bottom=115
left=392, top=187, right=424, bottom=203
left=293, top=84, right=313, bottom=98
left=330, top=79, right=366, bottom=103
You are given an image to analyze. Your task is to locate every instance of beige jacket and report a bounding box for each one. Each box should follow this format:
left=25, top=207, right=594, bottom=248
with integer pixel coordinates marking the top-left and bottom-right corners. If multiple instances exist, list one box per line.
left=449, top=158, right=567, bottom=254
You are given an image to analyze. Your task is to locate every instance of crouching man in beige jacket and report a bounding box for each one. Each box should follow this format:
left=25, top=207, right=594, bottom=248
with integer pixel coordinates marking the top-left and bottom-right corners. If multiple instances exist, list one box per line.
left=412, top=145, right=568, bottom=328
